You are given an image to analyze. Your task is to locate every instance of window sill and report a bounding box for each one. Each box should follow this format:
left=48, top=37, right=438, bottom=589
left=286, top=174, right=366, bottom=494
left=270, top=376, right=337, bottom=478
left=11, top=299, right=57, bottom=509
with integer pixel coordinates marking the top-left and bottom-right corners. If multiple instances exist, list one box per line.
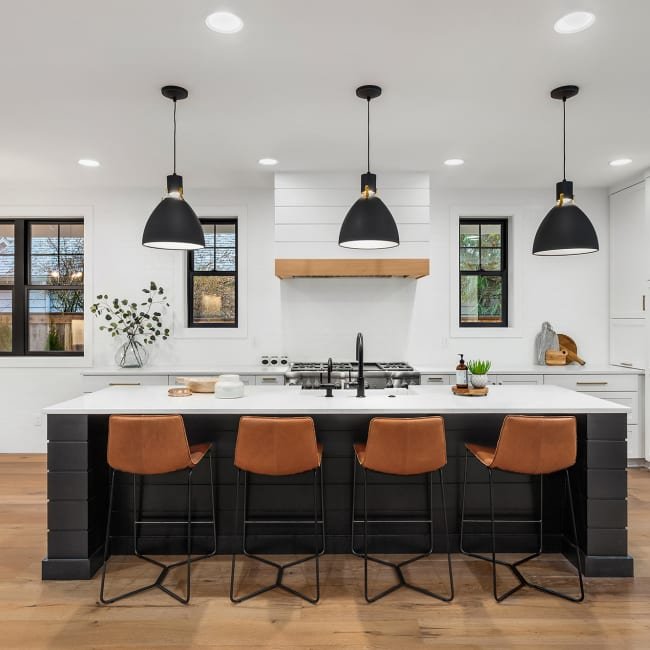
left=0, top=355, right=92, bottom=368
left=450, top=327, right=523, bottom=339
left=173, top=326, right=248, bottom=340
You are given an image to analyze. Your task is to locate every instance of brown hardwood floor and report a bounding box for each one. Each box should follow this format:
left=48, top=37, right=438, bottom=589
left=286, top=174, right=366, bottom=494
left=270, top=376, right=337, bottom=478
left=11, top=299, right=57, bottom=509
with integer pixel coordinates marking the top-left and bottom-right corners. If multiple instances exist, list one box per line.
left=1, top=454, right=649, bottom=649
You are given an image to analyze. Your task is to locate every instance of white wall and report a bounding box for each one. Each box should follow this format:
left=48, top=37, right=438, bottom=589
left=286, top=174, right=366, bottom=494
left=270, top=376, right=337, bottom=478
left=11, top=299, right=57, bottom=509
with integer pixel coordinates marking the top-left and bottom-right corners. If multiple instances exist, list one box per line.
left=0, top=179, right=609, bottom=451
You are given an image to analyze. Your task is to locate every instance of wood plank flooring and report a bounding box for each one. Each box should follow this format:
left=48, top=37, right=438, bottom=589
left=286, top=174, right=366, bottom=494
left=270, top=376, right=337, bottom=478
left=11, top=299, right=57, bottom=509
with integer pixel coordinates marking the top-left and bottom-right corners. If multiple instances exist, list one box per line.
left=1, top=454, right=649, bottom=649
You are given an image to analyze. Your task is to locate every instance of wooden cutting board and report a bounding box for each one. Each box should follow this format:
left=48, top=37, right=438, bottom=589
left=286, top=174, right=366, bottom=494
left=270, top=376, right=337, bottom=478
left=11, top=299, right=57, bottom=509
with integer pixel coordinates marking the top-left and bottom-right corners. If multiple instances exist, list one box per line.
left=558, top=334, right=586, bottom=365
left=452, top=386, right=489, bottom=397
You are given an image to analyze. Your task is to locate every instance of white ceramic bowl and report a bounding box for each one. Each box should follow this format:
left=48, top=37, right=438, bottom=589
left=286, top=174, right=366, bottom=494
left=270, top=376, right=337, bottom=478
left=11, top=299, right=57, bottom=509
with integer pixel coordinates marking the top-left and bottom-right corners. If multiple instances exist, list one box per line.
left=214, top=374, right=245, bottom=399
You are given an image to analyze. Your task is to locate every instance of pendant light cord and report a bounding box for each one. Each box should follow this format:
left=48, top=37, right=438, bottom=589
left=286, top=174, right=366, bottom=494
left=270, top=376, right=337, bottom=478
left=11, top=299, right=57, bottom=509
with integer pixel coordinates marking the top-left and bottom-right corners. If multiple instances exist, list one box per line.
left=172, top=98, right=177, bottom=175
left=366, top=97, right=371, bottom=173
left=562, top=97, right=566, bottom=181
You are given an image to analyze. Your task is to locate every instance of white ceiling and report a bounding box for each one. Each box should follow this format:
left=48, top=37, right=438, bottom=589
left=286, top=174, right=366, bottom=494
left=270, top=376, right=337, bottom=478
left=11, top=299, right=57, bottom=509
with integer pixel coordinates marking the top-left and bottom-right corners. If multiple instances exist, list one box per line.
left=1, top=0, right=649, bottom=192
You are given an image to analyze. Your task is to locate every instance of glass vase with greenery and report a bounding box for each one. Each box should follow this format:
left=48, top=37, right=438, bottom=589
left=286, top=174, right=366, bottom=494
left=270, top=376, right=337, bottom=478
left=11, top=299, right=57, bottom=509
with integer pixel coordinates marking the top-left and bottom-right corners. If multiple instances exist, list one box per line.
left=90, top=281, right=170, bottom=368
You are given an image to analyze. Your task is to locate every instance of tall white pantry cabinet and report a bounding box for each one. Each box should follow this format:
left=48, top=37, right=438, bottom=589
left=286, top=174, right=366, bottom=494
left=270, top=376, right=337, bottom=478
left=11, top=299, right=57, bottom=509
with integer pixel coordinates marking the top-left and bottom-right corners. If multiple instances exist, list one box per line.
left=609, top=172, right=649, bottom=461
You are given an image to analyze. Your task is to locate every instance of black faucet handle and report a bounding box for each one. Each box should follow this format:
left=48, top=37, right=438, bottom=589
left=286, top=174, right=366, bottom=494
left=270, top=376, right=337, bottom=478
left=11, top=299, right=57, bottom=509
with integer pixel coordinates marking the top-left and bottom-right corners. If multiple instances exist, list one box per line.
left=321, top=383, right=336, bottom=398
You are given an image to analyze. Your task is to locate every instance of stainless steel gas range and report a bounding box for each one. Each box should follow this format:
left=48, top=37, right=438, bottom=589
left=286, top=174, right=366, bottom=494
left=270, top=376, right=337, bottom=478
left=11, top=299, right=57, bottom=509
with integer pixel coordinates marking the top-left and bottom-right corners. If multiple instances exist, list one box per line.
left=286, top=361, right=420, bottom=390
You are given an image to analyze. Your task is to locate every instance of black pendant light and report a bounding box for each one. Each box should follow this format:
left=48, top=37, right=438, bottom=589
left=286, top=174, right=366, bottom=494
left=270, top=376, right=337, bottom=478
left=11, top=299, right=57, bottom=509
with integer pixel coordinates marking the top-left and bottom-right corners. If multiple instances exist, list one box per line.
left=533, top=85, right=598, bottom=256
left=142, top=86, right=205, bottom=250
left=339, top=85, right=399, bottom=249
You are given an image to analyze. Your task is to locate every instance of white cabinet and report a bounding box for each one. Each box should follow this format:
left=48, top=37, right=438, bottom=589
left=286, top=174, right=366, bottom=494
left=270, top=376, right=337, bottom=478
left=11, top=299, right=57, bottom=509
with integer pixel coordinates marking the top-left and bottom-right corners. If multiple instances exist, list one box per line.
left=544, top=373, right=644, bottom=460
left=610, top=181, right=647, bottom=319
left=82, top=374, right=170, bottom=393
left=610, top=319, right=645, bottom=370
left=494, top=374, right=543, bottom=385
left=255, top=375, right=285, bottom=386
left=421, top=374, right=452, bottom=385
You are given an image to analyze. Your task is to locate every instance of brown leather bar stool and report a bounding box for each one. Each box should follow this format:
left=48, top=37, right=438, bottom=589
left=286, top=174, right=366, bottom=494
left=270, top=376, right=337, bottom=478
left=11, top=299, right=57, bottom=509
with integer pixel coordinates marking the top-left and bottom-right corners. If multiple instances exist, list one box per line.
left=230, top=416, right=325, bottom=604
left=351, top=416, right=454, bottom=603
left=460, top=415, right=584, bottom=603
left=99, top=415, right=217, bottom=605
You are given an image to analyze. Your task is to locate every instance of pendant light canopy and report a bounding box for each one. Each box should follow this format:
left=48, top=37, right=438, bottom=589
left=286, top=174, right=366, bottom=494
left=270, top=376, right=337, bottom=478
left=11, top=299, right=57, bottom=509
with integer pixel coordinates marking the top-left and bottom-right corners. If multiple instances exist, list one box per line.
left=533, top=85, right=599, bottom=256
left=142, top=86, right=205, bottom=250
left=339, top=85, right=399, bottom=249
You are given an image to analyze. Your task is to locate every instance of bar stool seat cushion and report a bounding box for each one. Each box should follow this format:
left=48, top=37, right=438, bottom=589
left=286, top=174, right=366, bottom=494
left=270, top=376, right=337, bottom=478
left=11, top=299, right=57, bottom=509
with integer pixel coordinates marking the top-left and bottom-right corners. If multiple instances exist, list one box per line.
left=465, top=443, right=496, bottom=467
left=190, top=442, right=212, bottom=465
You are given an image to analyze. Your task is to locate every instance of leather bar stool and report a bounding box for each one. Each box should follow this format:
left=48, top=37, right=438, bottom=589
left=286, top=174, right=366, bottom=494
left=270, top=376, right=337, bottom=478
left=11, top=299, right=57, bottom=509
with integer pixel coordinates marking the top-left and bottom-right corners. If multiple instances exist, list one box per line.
left=351, top=416, right=454, bottom=603
left=99, top=415, right=217, bottom=605
left=230, top=416, right=325, bottom=604
left=460, top=415, right=584, bottom=603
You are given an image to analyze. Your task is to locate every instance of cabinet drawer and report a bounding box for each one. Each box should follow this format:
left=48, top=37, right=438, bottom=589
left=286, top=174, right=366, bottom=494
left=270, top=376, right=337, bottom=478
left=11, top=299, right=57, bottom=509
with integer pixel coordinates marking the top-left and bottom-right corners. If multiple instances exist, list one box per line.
left=421, top=374, right=451, bottom=385
left=581, top=391, right=638, bottom=425
left=82, top=374, right=169, bottom=393
left=543, top=374, right=639, bottom=392
left=255, top=375, right=285, bottom=386
left=495, top=374, right=543, bottom=385
left=627, top=425, right=644, bottom=459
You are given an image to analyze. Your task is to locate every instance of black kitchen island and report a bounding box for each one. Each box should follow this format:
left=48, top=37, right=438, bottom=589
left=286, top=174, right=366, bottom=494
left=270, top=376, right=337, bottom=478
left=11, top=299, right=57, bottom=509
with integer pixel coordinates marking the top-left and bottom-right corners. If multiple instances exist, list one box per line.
left=42, top=384, right=632, bottom=580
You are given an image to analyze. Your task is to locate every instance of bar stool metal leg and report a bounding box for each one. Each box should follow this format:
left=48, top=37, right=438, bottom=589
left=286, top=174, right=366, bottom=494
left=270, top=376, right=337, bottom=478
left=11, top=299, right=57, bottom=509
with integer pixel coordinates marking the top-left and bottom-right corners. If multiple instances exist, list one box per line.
left=99, top=450, right=217, bottom=605
left=460, top=449, right=584, bottom=603
left=230, top=468, right=323, bottom=604
left=353, top=457, right=454, bottom=603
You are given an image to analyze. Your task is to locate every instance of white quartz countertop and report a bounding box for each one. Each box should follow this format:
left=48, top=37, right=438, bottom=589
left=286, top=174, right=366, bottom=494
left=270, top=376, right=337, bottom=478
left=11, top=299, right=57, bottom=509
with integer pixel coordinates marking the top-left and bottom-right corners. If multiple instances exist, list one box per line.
left=43, top=384, right=630, bottom=415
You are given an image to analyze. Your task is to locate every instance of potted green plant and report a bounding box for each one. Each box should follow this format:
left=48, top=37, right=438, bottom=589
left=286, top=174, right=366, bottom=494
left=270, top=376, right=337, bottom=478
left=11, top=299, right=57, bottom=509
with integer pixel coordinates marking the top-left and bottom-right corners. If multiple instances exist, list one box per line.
left=467, top=359, right=491, bottom=389
left=90, top=281, right=170, bottom=368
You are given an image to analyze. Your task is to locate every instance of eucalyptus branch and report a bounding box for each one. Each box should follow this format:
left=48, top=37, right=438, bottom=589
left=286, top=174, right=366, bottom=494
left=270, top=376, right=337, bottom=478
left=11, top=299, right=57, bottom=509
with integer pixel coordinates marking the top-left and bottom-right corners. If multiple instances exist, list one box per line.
left=90, top=281, right=171, bottom=345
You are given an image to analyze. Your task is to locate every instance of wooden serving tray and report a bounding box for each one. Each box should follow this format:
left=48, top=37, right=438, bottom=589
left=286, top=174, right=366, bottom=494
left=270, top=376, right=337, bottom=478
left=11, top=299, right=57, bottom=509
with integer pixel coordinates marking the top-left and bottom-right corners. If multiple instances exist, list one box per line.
left=452, top=385, right=489, bottom=397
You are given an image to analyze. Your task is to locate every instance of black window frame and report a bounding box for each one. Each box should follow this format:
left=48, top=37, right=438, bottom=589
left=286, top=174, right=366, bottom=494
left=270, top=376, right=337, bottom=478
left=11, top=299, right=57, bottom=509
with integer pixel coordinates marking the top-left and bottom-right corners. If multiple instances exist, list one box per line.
left=458, top=217, right=508, bottom=328
left=187, top=217, right=238, bottom=329
left=0, top=217, right=85, bottom=356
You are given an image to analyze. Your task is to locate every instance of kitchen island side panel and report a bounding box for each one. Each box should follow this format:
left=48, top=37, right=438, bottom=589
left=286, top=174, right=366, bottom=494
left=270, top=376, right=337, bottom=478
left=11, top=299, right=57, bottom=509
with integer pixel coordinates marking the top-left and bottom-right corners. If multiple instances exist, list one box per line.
left=42, top=412, right=632, bottom=579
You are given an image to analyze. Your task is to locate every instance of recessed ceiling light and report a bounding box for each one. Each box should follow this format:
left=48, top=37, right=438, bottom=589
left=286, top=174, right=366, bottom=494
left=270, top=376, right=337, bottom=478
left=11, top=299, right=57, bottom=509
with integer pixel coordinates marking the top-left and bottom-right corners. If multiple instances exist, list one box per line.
left=205, top=11, right=244, bottom=34
left=444, top=158, right=464, bottom=166
left=258, top=158, right=278, bottom=166
left=78, top=159, right=100, bottom=167
left=554, top=11, right=596, bottom=34
left=609, top=158, right=633, bottom=167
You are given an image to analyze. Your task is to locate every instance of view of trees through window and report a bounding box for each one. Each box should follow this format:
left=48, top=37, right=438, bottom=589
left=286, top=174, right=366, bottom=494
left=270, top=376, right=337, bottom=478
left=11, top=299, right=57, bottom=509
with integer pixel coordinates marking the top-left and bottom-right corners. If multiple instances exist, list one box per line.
left=0, top=219, right=84, bottom=355
left=459, top=219, right=508, bottom=327
left=188, top=219, right=237, bottom=327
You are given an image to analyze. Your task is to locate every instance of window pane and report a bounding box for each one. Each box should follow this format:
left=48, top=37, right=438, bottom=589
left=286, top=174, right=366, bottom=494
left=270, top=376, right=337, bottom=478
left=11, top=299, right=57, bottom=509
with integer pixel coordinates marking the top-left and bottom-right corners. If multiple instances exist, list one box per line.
left=192, top=248, right=214, bottom=272
left=460, top=248, right=479, bottom=271
left=481, top=248, right=501, bottom=271
left=30, top=222, right=84, bottom=285
left=480, top=223, right=501, bottom=247
left=192, top=276, right=235, bottom=325
left=0, top=290, right=11, bottom=351
left=0, top=224, right=14, bottom=285
left=30, top=224, right=59, bottom=255
left=215, top=248, right=236, bottom=272
left=215, top=223, right=236, bottom=247
left=28, top=289, right=84, bottom=352
left=460, top=276, right=503, bottom=324
left=459, top=223, right=479, bottom=247
left=60, top=223, right=84, bottom=254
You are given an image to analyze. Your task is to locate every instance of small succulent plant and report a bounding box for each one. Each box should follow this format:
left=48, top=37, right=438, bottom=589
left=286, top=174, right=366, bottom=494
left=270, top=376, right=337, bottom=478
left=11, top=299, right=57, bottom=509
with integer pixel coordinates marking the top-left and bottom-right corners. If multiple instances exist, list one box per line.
left=467, top=359, right=491, bottom=375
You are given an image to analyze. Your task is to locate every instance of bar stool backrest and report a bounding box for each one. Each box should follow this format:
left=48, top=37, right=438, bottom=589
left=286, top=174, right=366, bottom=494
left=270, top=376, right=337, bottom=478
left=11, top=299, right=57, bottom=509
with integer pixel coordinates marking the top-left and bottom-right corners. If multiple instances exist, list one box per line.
left=364, top=416, right=447, bottom=475
left=235, top=416, right=320, bottom=476
left=108, top=414, right=194, bottom=475
left=492, top=415, right=577, bottom=475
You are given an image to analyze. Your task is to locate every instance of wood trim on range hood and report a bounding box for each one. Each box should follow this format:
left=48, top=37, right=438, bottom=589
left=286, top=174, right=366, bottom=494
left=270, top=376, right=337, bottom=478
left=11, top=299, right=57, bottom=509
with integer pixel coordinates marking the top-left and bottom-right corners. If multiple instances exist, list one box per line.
left=274, top=258, right=430, bottom=279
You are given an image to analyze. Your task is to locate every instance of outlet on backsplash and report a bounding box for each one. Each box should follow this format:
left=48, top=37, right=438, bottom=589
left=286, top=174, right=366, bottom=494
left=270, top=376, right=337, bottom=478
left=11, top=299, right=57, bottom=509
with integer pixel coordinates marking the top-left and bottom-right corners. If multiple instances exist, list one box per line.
left=260, top=355, right=289, bottom=367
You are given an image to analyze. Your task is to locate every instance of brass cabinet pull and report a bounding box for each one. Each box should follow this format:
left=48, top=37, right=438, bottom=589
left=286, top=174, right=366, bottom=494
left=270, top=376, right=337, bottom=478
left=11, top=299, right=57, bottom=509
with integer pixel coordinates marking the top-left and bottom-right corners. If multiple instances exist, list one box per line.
left=643, top=295, right=646, bottom=311
left=109, top=382, right=142, bottom=386
left=620, top=362, right=633, bottom=367
left=576, top=381, right=608, bottom=385
left=426, top=377, right=443, bottom=383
